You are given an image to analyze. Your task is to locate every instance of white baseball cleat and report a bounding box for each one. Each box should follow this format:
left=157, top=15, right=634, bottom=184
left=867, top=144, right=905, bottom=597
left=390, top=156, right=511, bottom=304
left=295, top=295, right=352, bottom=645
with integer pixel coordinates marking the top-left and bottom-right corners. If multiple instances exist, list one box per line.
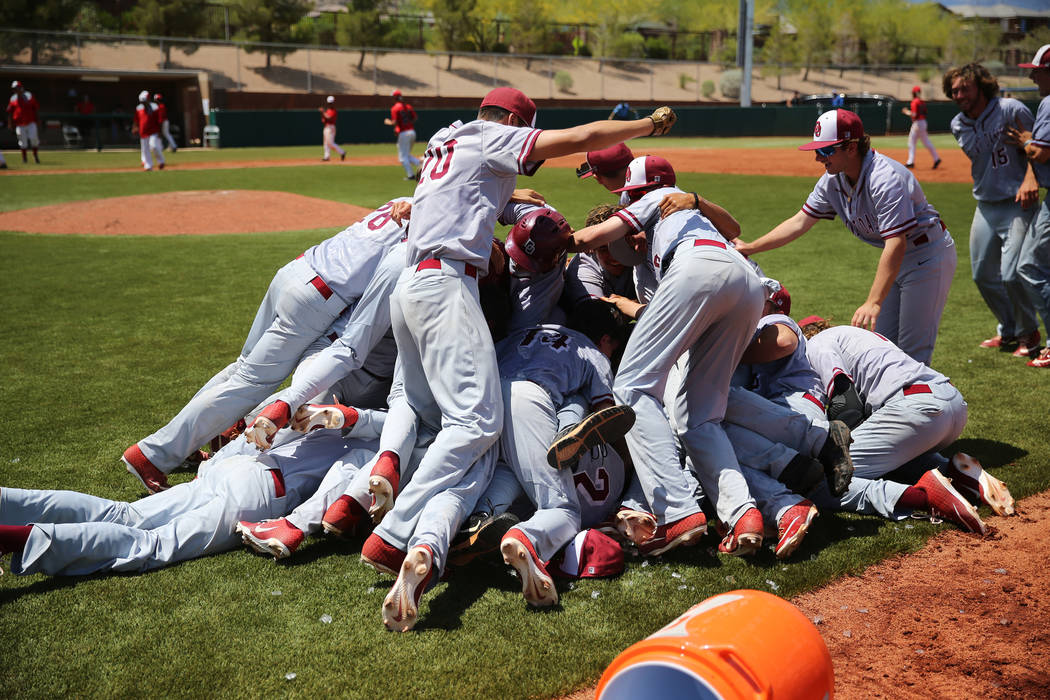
left=944, top=453, right=1015, bottom=516
left=500, top=528, right=558, bottom=607
left=382, top=545, right=435, bottom=632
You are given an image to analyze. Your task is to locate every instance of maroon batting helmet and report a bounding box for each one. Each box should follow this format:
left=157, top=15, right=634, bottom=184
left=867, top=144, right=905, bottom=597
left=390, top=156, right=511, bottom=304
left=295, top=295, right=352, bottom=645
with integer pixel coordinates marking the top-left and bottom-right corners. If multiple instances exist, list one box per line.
left=505, top=208, right=571, bottom=273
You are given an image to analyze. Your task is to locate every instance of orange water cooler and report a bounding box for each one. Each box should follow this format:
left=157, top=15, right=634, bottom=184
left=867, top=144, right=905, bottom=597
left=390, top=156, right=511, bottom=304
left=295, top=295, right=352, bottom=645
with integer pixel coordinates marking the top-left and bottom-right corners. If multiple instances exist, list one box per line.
left=596, top=589, right=833, bottom=700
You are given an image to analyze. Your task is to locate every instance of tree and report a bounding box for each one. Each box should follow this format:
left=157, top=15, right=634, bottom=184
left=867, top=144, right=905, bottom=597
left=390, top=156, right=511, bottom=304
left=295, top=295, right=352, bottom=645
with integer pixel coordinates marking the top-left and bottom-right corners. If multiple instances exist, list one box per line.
left=422, top=0, right=481, bottom=69
left=129, top=0, right=211, bottom=68
left=786, top=0, right=835, bottom=80
left=0, top=0, right=81, bottom=65
left=233, top=0, right=312, bottom=69
left=760, top=16, right=799, bottom=89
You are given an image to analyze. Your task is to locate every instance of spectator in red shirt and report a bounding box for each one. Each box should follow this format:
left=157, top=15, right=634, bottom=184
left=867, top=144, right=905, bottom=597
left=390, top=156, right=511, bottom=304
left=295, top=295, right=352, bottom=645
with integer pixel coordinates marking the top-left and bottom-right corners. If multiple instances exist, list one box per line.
left=318, top=96, right=346, bottom=162
left=384, top=89, right=421, bottom=180
left=8, top=80, right=41, bottom=164
left=134, top=89, right=165, bottom=172
left=902, top=85, right=941, bottom=169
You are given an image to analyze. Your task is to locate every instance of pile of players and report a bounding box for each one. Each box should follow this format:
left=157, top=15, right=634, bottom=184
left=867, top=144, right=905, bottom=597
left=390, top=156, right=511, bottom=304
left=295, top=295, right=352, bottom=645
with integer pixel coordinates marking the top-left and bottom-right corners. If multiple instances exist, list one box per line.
left=0, top=86, right=1018, bottom=634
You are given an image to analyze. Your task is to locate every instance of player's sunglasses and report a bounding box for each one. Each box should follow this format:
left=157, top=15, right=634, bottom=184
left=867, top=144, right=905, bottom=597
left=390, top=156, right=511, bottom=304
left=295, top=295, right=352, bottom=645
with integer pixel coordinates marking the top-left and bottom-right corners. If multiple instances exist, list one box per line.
left=576, top=162, right=593, bottom=178
left=814, top=143, right=844, bottom=157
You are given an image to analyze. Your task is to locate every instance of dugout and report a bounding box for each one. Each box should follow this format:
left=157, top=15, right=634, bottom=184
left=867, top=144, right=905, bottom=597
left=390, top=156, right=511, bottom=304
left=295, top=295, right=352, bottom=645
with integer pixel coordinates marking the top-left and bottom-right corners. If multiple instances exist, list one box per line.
left=0, top=66, right=209, bottom=150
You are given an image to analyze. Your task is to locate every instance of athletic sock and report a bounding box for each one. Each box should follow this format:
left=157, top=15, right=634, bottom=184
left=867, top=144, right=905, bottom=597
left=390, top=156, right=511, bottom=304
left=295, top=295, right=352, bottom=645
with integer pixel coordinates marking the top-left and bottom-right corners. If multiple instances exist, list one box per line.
left=896, top=486, right=928, bottom=510
left=0, top=524, right=33, bottom=553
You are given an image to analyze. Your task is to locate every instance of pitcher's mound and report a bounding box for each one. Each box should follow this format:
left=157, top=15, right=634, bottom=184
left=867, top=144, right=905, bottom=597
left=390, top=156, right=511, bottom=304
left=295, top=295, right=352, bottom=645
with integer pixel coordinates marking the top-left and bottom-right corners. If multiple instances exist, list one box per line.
left=0, top=190, right=372, bottom=235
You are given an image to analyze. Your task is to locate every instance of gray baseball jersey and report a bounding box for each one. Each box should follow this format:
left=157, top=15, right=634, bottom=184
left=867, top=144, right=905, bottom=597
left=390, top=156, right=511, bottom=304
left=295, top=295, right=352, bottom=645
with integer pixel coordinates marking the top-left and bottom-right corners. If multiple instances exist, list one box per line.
left=496, top=324, right=614, bottom=406
left=562, top=252, right=635, bottom=308
left=499, top=201, right=568, bottom=331
left=407, top=119, right=543, bottom=271
left=1031, top=95, right=1050, bottom=188
left=951, top=97, right=1035, bottom=201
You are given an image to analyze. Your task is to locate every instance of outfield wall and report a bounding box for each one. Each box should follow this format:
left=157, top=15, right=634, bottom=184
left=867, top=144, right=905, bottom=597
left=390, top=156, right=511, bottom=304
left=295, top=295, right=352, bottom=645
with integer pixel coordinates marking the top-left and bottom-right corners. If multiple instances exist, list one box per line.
left=209, top=100, right=1037, bottom=148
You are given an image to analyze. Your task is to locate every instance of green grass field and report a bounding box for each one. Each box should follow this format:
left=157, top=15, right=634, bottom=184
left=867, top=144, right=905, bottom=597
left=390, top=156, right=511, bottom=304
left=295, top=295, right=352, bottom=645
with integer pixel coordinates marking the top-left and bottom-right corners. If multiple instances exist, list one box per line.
left=1, top=140, right=1047, bottom=699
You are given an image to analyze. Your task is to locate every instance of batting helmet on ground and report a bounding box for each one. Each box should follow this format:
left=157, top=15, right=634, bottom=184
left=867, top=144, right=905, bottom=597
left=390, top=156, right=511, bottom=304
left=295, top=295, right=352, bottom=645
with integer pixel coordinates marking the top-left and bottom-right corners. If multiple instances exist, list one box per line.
left=505, top=208, right=571, bottom=273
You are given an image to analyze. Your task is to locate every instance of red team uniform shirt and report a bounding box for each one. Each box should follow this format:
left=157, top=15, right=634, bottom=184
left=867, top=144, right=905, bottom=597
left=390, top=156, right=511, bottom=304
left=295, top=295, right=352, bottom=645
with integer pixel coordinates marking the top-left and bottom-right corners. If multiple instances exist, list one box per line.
left=390, top=102, right=416, bottom=133
left=7, top=92, right=39, bottom=126
left=156, top=102, right=168, bottom=123
left=322, top=108, right=337, bottom=126
left=909, top=97, right=927, bottom=121
left=135, top=103, right=161, bottom=137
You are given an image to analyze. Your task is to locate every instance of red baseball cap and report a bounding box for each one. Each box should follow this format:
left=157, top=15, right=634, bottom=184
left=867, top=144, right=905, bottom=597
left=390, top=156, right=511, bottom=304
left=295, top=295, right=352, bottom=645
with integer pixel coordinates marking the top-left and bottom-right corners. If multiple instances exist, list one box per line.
left=798, top=315, right=826, bottom=327
left=481, top=87, right=537, bottom=127
left=799, top=109, right=864, bottom=151
left=1019, top=44, right=1050, bottom=69
left=911, top=85, right=921, bottom=94
left=577, top=143, right=634, bottom=179
left=391, top=89, right=402, bottom=97
left=762, top=277, right=791, bottom=316
left=551, top=529, right=624, bottom=579
left=612, top=155, right=676, bottom=193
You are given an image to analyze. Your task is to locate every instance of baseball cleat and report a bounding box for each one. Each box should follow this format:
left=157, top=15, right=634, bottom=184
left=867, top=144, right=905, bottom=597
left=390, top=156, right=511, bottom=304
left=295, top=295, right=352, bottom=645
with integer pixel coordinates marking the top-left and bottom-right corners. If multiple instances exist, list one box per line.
left=614, top=507, right=658, bottom=547
left=933, top=158, right=942, bottom=169
left=979, top=334, right=1018, bottom=351
left=210, top=419, right=247, bottom=453
left=122, top=445, right=169, bottom=494
left=774, top=501, right=818, bottom=560
left=546, top=404, right=636, bottom=470
left=237, top=518, right=304, bottom=560
left=321, top=494, right=367, bottom=537
left=718, top=507, right=764, bottom=557
left=501, top=528, right=558, bottom=607
left=448, top=511, right=520, bottom=566
left=367, top=452, right=400, bottom=524
left=943, top=453, right=1015, bottom=516
left=361, top=533, right=406, bottom=576
left=382, top=545, right=435, bottom=632
left=914, top=469, right=988, bottom=535
left=818, top=420, right=854, bottom=497
left=1027, top=347, right=1050, bottom=368
left=638, top=511, right=707, bottom=557
left=1012, top=330, right=1040, bottom=358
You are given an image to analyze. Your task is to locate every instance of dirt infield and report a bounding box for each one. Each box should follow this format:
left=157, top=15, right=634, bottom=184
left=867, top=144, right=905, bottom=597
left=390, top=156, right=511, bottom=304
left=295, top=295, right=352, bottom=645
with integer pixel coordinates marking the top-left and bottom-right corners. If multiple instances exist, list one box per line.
left=0, top=190, right=371, bottom=235
left=564, top=490, right=1050, bottom=700
left=0, top=147, right=973, bottom=184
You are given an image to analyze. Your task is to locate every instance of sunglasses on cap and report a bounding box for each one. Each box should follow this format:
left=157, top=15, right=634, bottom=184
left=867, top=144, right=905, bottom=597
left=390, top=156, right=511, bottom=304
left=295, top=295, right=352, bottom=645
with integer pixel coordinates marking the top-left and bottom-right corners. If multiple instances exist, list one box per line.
left=576, top=162, right=593, bottom=178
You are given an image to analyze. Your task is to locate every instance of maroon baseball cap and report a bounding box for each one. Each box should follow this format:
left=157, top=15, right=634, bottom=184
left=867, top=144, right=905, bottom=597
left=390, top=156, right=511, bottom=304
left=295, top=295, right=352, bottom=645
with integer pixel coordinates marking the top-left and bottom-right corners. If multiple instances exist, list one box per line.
left=799, top=109, right=864, bottom=151
left=798, top=315, right=826, bottom=327
left=612, top=155, right=676, bottom=193
left=911, top=85, right=921, bottom=94
left=577, top=143, right=634, bottom=179
left=1019, top=44, right=1050, bottom=69
left=551, top=529, right=624, bottom=579
left=762, top=277, right=792, bottom=316
left=481, top=87, right=537, bottom=127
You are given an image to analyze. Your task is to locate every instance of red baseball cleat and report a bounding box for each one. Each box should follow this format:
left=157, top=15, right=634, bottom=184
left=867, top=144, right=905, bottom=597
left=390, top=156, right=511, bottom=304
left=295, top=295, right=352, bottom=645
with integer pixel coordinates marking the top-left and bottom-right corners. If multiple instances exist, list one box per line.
left=943, top=453, right=1015, bottom=516
left=1028, top=347, right=1050, bottom=368
left=638, top=511, right=707, bottom=557
left=361, top=533, right=406, bottom=576
left=122, top=444, right=169, bottom=493
left=775, top=501, right=818, bottom=560
left=237, top=518, right=304, bottom=559
left=914, top=469, right=988, bottom=535
left=368, top=452, right=400, bottom=523
left=1011, top=330, right=1040, bottom=358
left=500, top=528, right=558, bottom=607
left=718, top=507, right=764, bottom=557
left=322, top=494, right=367, bottom=537
left=382, top=545, right=435, bottom=632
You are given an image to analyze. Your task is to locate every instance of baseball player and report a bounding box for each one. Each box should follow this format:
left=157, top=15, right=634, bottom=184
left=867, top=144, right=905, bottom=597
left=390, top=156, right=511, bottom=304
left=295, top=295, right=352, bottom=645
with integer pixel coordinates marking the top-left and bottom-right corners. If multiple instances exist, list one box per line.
left=122, top=199, right=411, bottom=492
left=570, top=155, right=767, bottom=557
left=944, top=63, right=1040, bottom=356
left=133, top=90, right=164, bottom=171
left=8, top=81, right=40, bottom=164
left=367, top=89, right=676, bottom=630
left=902, top=86, right=941, bottom=169
left=153, top=92, right=177, bottom=152
left=319, top=96, right=346, bottom=162
left=385, top=89, right=421, bottom=180
left=0, top=420, right=388, bottom=577
left=561, top=204, right=638, bottom=314
left=800, top=317, right=1014, bottom=531
left=1006, top=45, right=1050, bottom=369
left=735, top=109, right=956, bottom=366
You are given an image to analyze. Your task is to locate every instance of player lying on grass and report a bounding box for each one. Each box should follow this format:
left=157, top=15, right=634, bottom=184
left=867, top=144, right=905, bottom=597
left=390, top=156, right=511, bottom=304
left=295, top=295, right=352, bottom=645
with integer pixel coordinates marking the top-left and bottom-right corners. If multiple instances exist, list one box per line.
left=0, top=414, right=385, bottom=577
left=122, top=198, right=412, bottom=492
left=799, top=316, right=1015, bottom=532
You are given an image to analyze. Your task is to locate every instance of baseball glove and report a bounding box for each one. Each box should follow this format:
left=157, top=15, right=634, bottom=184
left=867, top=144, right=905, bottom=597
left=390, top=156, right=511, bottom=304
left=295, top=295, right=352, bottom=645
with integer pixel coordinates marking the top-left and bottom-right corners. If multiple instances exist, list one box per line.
left=648, top=106, right=676, bottom=136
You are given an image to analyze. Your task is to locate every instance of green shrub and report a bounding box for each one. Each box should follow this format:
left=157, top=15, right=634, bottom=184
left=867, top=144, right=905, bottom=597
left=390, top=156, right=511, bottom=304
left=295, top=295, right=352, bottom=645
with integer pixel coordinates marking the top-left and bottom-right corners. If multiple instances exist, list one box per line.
left=644, top=36, right=670, bottom=60
left=679, top=73, right=696, bottom=90
left=554, top=69, right=573, bottom=93
left=609, top=31, right=645, bottom=59
left=720, top=69, right=742, bottom=99
left=917, top=66, right=934, bottom=83
left=702, top=79, right=716, bottom=98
